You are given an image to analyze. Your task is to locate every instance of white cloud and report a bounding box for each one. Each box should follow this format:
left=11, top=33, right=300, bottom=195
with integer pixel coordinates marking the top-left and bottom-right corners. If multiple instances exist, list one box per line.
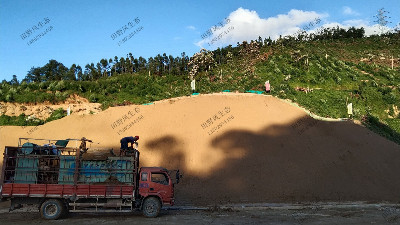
left=196, top=8, right=327, bottom=48
left=342, top=6, right=360, bottom=16
left=186, top=25, right=196, bottom=30
left=195, top=7, right=392, bottom=49
left=342, top=19, right=369, bottom=26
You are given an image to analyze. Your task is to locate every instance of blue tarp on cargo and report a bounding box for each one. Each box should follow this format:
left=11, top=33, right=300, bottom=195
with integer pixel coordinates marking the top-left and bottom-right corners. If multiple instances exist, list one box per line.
left=14, top=157, right=38, bottom=184
left=58, top=156, right=135, bottom=184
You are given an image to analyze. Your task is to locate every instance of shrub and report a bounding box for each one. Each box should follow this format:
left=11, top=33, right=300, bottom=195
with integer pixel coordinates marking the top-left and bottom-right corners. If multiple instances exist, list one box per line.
left=46, top=108, right=66, bottom=122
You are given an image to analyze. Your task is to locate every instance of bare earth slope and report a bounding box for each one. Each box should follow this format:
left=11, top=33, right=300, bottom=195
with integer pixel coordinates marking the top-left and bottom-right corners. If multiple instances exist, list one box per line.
left=0, top=94, right=102, bottom=120
left=1, top=93, right=400, bottom=205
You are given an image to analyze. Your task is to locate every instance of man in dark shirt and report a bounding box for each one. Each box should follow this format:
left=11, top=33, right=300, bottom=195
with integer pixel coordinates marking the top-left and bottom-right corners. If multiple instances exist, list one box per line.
left=120, top=136, right=139, bottom=150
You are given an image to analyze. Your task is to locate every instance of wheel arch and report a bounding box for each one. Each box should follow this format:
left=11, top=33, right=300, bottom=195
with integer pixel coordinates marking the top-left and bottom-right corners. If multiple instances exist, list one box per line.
left=38, top=198, right=68, bottom=209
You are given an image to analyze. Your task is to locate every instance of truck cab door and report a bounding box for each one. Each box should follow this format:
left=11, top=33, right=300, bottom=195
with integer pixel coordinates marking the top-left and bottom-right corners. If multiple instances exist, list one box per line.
left=138, top=171, right=174, bottom=204
left=148, top=172, right=173, bottom=202
left=139, top=172, right=150, bottom=196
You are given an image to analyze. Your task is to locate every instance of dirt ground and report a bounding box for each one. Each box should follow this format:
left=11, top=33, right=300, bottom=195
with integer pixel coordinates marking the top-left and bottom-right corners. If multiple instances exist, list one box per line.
left=1, top=200, right=400, bottom=224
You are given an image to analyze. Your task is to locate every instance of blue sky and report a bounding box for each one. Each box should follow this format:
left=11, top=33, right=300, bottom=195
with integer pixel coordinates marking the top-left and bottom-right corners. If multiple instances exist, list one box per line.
left=0, top=0, right=399, bottom=81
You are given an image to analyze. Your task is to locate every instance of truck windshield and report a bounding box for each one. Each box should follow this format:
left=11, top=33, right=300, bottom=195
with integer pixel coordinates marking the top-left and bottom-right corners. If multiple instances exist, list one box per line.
left=151, top=173, right=169, bottom=185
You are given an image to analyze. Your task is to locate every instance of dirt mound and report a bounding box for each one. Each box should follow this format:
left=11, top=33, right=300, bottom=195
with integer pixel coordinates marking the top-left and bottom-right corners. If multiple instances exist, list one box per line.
left=0, top=94, right=101, bottom=120
left=1, top=93, right=399, bottom=205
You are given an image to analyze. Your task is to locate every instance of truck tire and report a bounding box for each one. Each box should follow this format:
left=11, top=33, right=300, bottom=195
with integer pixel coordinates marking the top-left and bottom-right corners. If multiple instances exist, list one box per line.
left=142, top=197, right=161, bottom=218
left=40, top=199, right=65, bottom=220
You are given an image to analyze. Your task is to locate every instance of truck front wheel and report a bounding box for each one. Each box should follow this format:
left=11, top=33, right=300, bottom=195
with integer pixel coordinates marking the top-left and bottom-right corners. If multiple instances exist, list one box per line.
left=40, top=199, right=66, bottom=220
left=142, top=197, right=161, bottom=218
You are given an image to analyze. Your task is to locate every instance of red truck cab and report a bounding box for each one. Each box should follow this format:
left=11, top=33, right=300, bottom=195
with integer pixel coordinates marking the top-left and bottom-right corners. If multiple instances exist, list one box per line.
left=139, top=167, right=175, bottom=206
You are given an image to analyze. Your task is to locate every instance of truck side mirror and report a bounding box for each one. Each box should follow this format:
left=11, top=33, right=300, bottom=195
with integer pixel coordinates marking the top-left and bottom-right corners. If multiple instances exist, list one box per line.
left=175, top=170, right=182, bottom=184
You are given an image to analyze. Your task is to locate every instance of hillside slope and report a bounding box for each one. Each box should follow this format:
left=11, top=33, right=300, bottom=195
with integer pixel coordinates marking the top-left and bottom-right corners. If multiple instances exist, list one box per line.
left=1, top=35, right=400, bottom=144
left=1, top=93, right=399, bottom=205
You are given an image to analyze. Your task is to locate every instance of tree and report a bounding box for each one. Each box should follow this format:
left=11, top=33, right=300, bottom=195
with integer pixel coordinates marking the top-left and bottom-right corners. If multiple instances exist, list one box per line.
left=91, top=63, right=100, bottom=80
left=239, top=41, right=260, bottom=57
left=113, top=56, right=119, bottom=74
left=42, top=59, right=68, bottom=81
left=133, top=57, right=139, bottom=73
left=120, top=57, right=126, bottom=73
left=67, top=64, right=77, bottom=80
left=25, top=67, right=43, bottom=82
left=84, top=63, right=99, bottom=80
left=148, top=57, right=156, bottom=76
left=374, top=8, right=391, bottom=35
left=180, top=52, right=189, bottom=74
left=162, top=53, right=169, bottom=73
left=188, top=49, right=216, bottom=79
left=154, top=54, right=163, bottom=75
left=76, top=65, right=83, bottom=81
left=138, top=56, right=147, bottom=72
left=100, top=58, right=110, bottom=77
left=257, top=36, right=263, bottom=46
left=10, top=75, right=19, bottom=86
left=128, top=53, right=135, bottom=73
left=109, top=58, right=113, bottom=74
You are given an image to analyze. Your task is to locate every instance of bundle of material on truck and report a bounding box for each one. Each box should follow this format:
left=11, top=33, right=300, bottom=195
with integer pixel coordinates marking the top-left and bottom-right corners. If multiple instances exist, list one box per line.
left=81, top=148, right=115, bottom=160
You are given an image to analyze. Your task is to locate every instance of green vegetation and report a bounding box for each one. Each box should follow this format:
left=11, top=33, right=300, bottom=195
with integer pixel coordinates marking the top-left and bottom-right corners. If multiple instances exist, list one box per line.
left=46, top=108, right=67, bottom=123
left=1, top=27, right=400, bottom=144
left=0, top=108, right=67, bottom=126
left=0, top=114, right=43, bottom=127
left=364, top=115, right=400, bottom=145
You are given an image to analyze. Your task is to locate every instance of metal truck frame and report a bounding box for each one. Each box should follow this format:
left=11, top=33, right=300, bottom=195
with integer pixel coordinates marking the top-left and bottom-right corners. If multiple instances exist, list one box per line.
left=0, top=138, right=180, bottom=219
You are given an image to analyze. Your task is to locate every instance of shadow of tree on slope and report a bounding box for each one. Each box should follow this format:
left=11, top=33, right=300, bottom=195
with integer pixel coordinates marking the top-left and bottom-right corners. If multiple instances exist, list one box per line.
left=145, top=116, right=400, bottom=206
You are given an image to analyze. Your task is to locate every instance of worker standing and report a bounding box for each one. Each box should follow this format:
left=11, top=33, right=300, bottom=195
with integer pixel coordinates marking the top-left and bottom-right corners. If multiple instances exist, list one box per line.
left=79, top=137, right=92, bottom=154
left=120, top=136, right=139, bottom=156
left=347, top=103, right=353, bottom=119
left=265, top=80, right=270, bottom=93
left=191, top=79, right=196, bottom=93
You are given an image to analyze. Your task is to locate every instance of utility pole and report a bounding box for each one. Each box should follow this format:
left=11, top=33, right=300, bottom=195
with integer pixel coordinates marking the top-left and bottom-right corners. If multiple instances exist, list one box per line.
left=374, top=8, right=392, bottom=35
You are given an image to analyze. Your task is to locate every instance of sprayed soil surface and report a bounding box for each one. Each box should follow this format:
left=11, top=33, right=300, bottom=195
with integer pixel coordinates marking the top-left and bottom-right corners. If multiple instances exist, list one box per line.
left=1, top=93, right=400, bottom=205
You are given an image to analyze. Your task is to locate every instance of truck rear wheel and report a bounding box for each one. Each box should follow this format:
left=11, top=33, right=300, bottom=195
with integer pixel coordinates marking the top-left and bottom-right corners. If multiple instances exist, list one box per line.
left=40, top=199, right=65, bottom=220
left=142, top=197, right=161, bottom=218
